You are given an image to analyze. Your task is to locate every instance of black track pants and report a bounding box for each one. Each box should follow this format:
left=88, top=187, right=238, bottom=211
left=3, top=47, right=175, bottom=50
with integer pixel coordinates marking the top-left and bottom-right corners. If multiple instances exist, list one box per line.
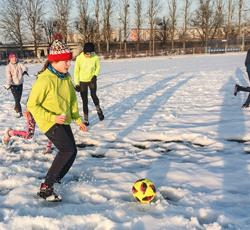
left=80, top=77, right=100, bottom=116
left=11, top=84, right=23, bottom=113
left=44, top=124, right=77, bottom=186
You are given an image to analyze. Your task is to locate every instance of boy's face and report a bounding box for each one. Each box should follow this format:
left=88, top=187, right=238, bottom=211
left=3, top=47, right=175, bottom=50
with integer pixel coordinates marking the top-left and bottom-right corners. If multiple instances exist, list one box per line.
left=84, top=52, right=94, bottom=58
left=52, top=60, right=71, bottom=73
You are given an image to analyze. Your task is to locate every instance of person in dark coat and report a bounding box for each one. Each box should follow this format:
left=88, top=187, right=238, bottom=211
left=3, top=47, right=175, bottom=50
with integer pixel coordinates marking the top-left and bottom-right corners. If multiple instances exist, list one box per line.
left=245, top=48, right=250, bottom=80
left=234, top=49, right=250, bottom=107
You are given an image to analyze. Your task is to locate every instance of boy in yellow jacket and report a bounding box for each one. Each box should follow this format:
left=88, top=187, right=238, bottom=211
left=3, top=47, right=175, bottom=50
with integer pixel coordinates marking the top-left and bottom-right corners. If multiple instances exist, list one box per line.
left=74, top=42, right=104, bottom=126
left=27, top=39, right=87, bottom=202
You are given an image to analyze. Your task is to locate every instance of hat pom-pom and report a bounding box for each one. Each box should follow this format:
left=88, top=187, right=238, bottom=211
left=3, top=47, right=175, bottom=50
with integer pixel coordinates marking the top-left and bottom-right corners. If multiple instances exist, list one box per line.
left=52, top=33, right=63, bottom=41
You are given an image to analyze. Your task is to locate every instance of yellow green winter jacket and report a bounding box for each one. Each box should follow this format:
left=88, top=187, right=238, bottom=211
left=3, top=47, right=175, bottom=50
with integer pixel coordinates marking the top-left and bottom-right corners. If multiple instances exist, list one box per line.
left=27, top=69, right=82, bottom=133
left=74, top=53, right=100, bottom=85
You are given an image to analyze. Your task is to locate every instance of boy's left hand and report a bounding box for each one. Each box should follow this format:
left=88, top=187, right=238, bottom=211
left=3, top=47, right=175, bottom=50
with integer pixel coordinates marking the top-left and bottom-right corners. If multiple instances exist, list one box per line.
left=74, top=85, right=81, bottom=92
left=79, top=123, right=88, bottom=132
left=91, top=75, right=97, bottom=82
left=4, top=84, right=11, bottom=90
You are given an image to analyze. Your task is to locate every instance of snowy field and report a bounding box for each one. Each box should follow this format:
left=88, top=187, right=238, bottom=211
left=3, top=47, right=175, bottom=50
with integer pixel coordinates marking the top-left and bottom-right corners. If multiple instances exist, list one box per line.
left=0, top=53, right=250, bottom=230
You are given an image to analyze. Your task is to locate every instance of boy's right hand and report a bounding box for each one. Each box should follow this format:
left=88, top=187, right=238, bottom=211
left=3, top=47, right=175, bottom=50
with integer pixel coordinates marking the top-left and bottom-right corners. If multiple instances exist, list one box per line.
left=91, top=76, right=97, bottom=82
left=55, top=115, right=66, bottom=124
left=74, top=85, right=81, bottom=92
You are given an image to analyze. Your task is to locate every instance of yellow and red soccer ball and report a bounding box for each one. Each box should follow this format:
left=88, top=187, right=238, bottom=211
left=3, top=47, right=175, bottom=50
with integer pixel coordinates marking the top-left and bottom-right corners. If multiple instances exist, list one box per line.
left=132, top=178, right=156, bottom=204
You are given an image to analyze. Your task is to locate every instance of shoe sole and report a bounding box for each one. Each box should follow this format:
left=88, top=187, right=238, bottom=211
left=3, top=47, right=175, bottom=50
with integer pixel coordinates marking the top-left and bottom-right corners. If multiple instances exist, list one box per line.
left=36, top=192, right=62, bottom=202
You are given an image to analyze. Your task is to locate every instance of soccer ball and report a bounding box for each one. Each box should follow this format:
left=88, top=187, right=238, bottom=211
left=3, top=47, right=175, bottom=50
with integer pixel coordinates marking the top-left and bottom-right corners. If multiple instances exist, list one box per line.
left=132, top=178, right=156, bottom=204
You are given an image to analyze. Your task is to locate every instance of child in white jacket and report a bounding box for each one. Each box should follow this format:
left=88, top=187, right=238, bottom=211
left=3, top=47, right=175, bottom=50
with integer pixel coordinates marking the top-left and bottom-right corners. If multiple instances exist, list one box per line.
left=5, top=53, right=28, bottom=118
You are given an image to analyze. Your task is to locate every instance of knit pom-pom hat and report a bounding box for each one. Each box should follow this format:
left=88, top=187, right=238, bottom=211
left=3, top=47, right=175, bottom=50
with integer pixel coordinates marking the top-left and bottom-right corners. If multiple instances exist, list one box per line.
left=52, top=33, right=63, bottom=41
left=48, top=40, right=72, bottom=62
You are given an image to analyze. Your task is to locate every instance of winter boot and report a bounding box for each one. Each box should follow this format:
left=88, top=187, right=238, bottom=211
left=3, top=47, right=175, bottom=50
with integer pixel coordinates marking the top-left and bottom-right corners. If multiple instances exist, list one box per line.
left=37, top=183, right=62, bottom=202
left=234, top=84, right=240, bottom=96
left=15, top=112, right=23, bottom=118
left=2, top=128, right=12, bottom=145
left=96, top=105, right=104, bottom=121
left=83, top=114, right=89, bottom=126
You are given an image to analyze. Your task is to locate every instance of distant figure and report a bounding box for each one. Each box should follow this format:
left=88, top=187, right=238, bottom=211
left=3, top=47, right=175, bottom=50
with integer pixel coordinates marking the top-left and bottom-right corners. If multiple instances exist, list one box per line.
left=5, top=53, right=29, bottom=118
left=245, top=48, right=250, bottom=81
left=234, top=49, right=250, bottom=107
left=74, top=42, right=104, bottom=126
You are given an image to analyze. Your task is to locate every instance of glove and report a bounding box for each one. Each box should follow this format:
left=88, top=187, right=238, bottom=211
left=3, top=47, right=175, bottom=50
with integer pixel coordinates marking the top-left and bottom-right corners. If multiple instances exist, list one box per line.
left=75, top=85, right=81, bottom=92
left=22, top=71, right=29, bottom=77
left=4, top=84, right=11, bottom=90
left=91, top=75, right=97, bottom=82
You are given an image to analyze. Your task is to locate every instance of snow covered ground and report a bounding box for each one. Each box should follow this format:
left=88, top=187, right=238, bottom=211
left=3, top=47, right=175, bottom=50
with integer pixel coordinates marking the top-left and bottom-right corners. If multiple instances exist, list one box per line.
left=0, top=53, right=250, bottom=229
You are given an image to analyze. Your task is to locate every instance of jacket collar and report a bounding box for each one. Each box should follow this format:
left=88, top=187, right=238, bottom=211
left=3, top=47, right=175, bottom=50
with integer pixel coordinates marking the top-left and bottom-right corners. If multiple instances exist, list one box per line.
left=48, top=64, right=69, bottom=79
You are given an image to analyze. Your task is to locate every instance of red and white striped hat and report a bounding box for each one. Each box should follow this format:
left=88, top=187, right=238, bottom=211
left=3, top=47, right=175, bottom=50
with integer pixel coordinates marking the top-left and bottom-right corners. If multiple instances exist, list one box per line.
left=48, top=40, right=72, bottom=62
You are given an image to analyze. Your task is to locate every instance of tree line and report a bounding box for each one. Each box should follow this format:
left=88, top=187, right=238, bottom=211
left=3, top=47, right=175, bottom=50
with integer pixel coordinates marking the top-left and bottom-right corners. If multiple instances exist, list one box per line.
left=0, top=0, right=248, bottom=57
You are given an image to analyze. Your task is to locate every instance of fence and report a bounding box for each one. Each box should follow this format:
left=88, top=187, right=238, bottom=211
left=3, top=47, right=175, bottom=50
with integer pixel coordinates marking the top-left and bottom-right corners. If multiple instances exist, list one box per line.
left=100, top=46, right=243, bottom=59
left=0, top=43, right=247, bottom=64
left=208, top=47, right=241, bottom=54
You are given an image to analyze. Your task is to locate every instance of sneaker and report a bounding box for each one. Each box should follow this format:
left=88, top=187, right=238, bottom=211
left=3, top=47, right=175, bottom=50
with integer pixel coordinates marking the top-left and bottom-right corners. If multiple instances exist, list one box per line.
left=43, top=147, right=53, bottom=154
left=15, top=112, right=23, bottom=118
left=234, top=84, right=239, bottom=96
left=83, top=113, right=89, bottom=126
left=37, top=183, right=62, bottom=202
left=97, top=109, right=104, bottom=121
left=2, top=128, right=12, bottom=145
left=83, top=120, right=89, bottom=126
left=242, top=102, right=250, bottom=108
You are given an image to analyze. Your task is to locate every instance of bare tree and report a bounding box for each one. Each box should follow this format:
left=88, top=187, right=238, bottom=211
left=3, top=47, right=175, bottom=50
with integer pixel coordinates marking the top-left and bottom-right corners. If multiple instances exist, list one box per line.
left=94, top=0, right=101, bottom=52
left=120, top=0, right=129, bottom=54
left=0, top=0, right=25, bottom=51
left=75, top=0, right=89, bottom=44
left=52, top=0, right=71, bottom=42
left=168, top=0, right=177, bottom=50
left=23, top=0, right=45, bottom=57
left=224, top=0, right=234, bottom=43
left=75, top=0, right=101, bottom=45
left=237, top=0, right=244, bottom=35
left=156, top=16, right=170, bottom=46
left=102, top=0, right=113, bottom=52
left=180, top=0, right=191, bottom=51
left=134, top=0, right=142, bottom=51
left=191, top=0, right=224, bottom=51
left=41, top=18, right=58, bottom=45
left=147, top=0, right=161, bottom=54
left=211, top=0, right=224, bottom=39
